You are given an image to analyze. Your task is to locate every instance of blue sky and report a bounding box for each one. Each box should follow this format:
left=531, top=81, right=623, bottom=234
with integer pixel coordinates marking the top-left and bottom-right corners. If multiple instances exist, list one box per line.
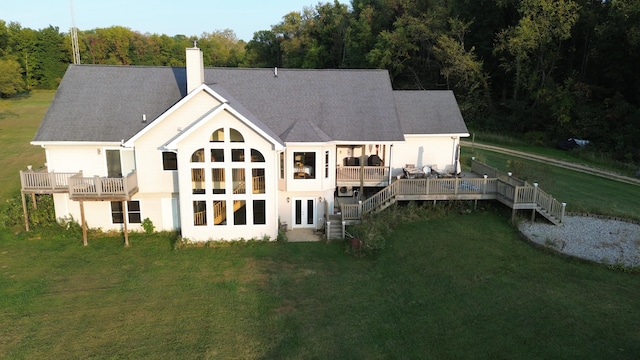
left=2, top=0, right=328, bottom=41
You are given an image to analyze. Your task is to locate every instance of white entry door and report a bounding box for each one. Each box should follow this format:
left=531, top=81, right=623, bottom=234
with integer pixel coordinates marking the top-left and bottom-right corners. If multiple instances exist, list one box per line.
left=292, top=198, right=316, bottom=228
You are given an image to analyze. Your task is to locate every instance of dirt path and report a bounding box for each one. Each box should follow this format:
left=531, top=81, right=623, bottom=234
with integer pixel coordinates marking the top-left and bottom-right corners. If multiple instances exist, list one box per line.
left=461, top=141, right=640, bottom=187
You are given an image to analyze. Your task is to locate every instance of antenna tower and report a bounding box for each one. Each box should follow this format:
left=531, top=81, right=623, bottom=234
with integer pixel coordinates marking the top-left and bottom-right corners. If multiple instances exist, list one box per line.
left=70, top=0, right=81, bottom=64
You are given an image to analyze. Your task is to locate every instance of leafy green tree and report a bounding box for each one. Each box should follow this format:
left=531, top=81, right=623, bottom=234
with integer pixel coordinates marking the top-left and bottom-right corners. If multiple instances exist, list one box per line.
left=495, top=0, right=579, bottom=101
left=32, top=26, right=69, bottom=89
left=244, top=30, right=280, bottom=67
left=0, top=58, right=25, bottom=97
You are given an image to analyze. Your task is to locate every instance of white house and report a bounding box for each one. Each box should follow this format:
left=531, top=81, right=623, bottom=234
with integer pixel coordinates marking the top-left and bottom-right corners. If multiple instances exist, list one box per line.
left=24, top=46, right=469, bottom=242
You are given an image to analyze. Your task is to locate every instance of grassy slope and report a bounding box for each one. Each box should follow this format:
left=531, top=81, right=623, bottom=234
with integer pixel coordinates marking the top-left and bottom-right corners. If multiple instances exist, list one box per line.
left=0, top=91, right=52, bottom=201
left=1, top=213, right=639, bottom=358
left=465, top=148, right=640, bottom=220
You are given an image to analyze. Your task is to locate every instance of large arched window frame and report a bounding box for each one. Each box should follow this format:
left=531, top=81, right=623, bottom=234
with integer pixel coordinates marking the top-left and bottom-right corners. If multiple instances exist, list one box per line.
left=190, top=127, right=267, bottom=227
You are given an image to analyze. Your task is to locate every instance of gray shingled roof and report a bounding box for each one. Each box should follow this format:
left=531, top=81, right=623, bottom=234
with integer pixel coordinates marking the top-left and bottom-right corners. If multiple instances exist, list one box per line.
left=34, top=65, right=186, bottom=142
left=205, top=68, right=404, bottom=143
left=393, top=90, right=469, bottom=135
left=34, top=64, right=465, bottom=143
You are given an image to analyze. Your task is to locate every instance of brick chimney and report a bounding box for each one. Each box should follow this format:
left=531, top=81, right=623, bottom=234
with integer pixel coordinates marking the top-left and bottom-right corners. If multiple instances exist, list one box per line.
left=186, top=45, right=204, bottom=94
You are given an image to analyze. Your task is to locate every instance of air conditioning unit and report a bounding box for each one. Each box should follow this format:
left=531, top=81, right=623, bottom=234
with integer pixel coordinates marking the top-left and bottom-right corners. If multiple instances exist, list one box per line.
left=338, top=186, right=354, bottom=197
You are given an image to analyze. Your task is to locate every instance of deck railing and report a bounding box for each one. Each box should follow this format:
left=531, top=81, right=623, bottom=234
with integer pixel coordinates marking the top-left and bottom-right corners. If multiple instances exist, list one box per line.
left=341, top=174, right=564, bottom=224
left=20, top=170, right=81, bottom=192
left=336, top=166, right=389, bottom=184
left=68, top=171, right=138, bottom=199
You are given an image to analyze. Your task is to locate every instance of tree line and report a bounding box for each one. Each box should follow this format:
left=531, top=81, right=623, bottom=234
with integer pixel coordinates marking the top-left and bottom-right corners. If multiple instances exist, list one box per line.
left=1, top=0, right=638, bottom=164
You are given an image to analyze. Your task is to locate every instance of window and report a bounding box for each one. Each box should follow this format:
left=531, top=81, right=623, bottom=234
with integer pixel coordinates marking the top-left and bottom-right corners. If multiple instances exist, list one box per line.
left=293, top=152, right=315, bottom=179
left=210, top=149, right=224, bottom=162
left=233, top=200, right=246, bottom=225
left=232, top=168, right=245, bottom=194
left=162, top=152, right=177, bottom=170
left=210, top=128, right=224, bottom=142
left=253, top=200, right=266, bottom=225
left=191, top=148, right=205, bottom=162
left=193, top=201, right=207, bottom=226
left=111, top=201, right=141, bottom=224
left=213, top=200, right=226, bottom=225
left=251, top=149, right=265, bottom=162
left=279, top=152, right=284, bottom=179
left=127, top=201, right=142, bottom=223
left=230, top=128, right=244, bottom=142
left=325, top=150, right=329, bottom=178
left=211, top=168, right=226, bottom=194
left=192, top=168, right=205, bottom=194
left=232, top=149, right=244, bottom=162
left=252, top=168, right=265, bottom=194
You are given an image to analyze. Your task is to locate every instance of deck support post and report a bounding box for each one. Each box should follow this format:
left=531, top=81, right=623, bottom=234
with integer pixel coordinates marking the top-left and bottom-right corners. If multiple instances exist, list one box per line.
left=21, top=192, right=29, bottom=232
left=122, top=200, right=130, bottom=247
left=31, top=193, right=37, bottom=209
left=79, top=200, right=88, bottom=246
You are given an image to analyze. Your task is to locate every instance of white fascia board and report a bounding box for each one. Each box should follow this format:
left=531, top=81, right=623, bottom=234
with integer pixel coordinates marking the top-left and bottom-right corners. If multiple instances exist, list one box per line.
left=403, top=132, right=470, bottom=138
left=165, top=103, right=285, bottom=151
left=31, top=141, right=122, bottom=147
left=332, top=140, right=399, bottom=145
left=123, top=84, right=227, bottom=147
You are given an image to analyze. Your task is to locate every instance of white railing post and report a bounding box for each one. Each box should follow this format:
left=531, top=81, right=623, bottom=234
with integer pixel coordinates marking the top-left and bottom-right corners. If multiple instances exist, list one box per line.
left=561, top=202, right=566, bottom=223
left=341, top=221, right=346, bottom=239
left=533, top=182, right=538, bottom=204
left=95, top=176, right=101, bottom=196
left=358, top=200, right=362, bottom=219
left=483, top=174, right=488, bottom=194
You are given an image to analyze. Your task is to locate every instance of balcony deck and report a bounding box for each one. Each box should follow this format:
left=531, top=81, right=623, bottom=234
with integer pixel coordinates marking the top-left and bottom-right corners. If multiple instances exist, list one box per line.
left=20, top=169, right=139, bottom=201
left=336, top=166, right=390, bottom=186
left=328, top=160, right=566, bottom=239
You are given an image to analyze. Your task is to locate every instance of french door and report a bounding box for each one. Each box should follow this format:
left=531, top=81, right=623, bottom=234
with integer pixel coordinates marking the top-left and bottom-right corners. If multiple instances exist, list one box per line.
left=292, top=198, right=316, bottom=228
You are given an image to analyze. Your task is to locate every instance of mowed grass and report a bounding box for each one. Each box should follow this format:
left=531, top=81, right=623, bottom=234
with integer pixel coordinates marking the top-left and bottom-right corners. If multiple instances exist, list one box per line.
left=0, top=91, right=52, bottom=201
left=464, top=148, right=640, bottom=221
left=2, top=212, right=640, bottom=359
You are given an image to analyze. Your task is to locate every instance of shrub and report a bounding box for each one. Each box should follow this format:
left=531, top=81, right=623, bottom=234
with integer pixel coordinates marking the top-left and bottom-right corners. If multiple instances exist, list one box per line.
left=1, top=193, right=56, bottom=233
left=141, top=217, right=155, bottom=234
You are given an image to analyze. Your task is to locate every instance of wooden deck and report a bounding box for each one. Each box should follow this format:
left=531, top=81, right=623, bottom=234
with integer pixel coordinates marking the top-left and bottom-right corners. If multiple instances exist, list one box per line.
left=327, top=160, right=566, bottom=239
left=20, top=169, right=139, bottom=201
left=336, top=166, right=390, bottom=186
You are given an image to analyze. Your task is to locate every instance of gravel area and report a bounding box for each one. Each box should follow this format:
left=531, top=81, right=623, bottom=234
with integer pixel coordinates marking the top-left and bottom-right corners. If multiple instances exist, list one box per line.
left=518, top=216, right=640, bottom=267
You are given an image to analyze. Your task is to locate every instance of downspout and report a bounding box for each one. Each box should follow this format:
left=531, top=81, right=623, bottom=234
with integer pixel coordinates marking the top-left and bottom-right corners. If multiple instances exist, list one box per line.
left=360, top=145, right=365, bottom=198
left=388, top=144, right=393, bottom=184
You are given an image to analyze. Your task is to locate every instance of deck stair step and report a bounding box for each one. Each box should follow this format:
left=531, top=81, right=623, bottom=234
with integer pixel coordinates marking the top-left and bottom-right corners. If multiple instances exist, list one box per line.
left=535, top=206, right=561, bottom=225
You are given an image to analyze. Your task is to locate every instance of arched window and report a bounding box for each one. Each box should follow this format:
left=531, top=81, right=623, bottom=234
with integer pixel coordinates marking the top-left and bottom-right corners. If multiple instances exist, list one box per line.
left=191, top=148, right=205, bottom=162
left=251, top=149, right=265, bottom=162
left=210, top=128, right=224, bottom=142
left=230, top=128, right=244, bottom=142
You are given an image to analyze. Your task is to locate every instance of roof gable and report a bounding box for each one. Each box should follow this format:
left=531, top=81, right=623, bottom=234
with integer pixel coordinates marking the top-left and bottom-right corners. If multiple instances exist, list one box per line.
left=164, top=102, right=285, bottom=150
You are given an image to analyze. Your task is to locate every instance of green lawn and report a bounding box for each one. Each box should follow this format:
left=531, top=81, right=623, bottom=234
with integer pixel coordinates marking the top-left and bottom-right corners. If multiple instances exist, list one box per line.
left=2, top=211, right=640, bottom=359
left=463, top=148, right=640, bottom=221
left=0, top=91, right=52, bottom=201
